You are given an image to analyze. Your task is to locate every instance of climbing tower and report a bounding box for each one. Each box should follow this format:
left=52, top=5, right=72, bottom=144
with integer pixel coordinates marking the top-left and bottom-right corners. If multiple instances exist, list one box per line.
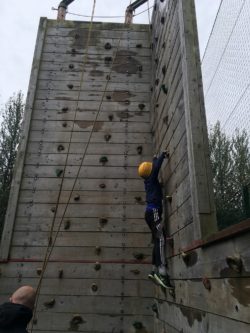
left=1, top=0, right=250, bottom=332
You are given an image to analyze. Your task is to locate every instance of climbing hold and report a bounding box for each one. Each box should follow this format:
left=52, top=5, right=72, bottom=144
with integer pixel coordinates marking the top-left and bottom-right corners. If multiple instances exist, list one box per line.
left=36, top=268, right=42, bottom=276
left=106, top=95, right=112, bottom=101
left=71, top=48, right=76, bottom=55
left=106, top=74, right=111, bottom=80
left=181, top=251, right=191, bottom=264
left=150, top=87, right=153, bottom=92
left=99, top=217, right=108, bottom=227
left=58, top=269, right=64, bottom=279
left=166, top=195, right=172, bottom=202
left=161, top=17, right=165, bottom=24
left=62, top=107, right=68, bottom=112
left=99, top=183, right=106, bottom=189
left=138, top=65, right=143, bottom=72
left=104, top=134, right=112, bottom=142
left=99, top=156, right=108, bottom=165
left=163, top=115, right=168, bottom=124
left=104, top=56, right=113, bottom=64
left=94, top=262, right=101, bottom=271
left=67, top=84, right=74, bottom=90
left=64, top=220, right=71, bottom=230
left=62, top=122, right=67, bottom=128
left=155, top=58, right=159, bottom=65
left=91, top=283, right=98, bottom=292
left=108, top=114, right=114, bottom=121
left=70, top=315, right=84, bottom=330
left=162, top=65, right=166, bottom=76
left=95, top=246, right=101, bottom=255
left=151, top=303, right=159, bottom=316
left=136, top=44, right=142, bottom=48
left=150, top=24, right=153, bottom=30
left=44, top=298, right=55, bottom=308
left=161, top=84, right=168, bottom=94
left=104, top=42, right=112, bottom=50
left=74, top=194, right=80, bottom=201
left=137, top=146, right=143, bottom=155
left=75, top=33, right=80, bottom=39
left=162, top=42, right=166, bottom=48
left=51, top=207, right=56, bottom=213
left=156, top=104, right=159, bottom=108
left=169, top=288, right=175, bottom=298
left=135, top=196, right=142, bottom=203
left=138, top=103, right=145, bottom=110
left=155, top=79, right=159, bottom=86
left=226, top=256, right=243, bottom=273
left=133, top=252, right=145, bottom=260
left=57, top=145, right=65, bottom=152
left=202, top=277, right=211, bottom=291
left=155, top=36, right=159, bottom=42
left=69, top=64, right=74, bottom=69
left=130, top=269, right=140, bottom=275
left=133, top=322, right=143, bottom=330
left=56, top=169, right=63, bottom=177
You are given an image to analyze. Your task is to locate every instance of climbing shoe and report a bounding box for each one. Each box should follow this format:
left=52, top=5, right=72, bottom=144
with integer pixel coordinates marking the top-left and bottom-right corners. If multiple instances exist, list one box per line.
left=154, top=272, right=173, bottom=289
left=148, top=271, right=158, bottom=285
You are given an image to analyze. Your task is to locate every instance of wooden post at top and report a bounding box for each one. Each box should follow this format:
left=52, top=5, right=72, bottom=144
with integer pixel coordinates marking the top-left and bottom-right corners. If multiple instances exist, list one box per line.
left=57, top=5, right=67, bottom=21
left=125, top=6, right=133, bottom=24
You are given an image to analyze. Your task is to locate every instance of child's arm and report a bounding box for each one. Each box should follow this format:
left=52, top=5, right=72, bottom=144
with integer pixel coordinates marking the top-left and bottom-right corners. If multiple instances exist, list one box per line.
left=151, top=151, right=169, bottom=177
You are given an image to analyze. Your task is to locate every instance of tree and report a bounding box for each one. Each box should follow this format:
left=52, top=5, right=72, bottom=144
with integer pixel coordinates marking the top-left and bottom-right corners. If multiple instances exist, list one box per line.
left=209, top=122, right=250, bottom=230
left=0, top=92, right=24, bottom=235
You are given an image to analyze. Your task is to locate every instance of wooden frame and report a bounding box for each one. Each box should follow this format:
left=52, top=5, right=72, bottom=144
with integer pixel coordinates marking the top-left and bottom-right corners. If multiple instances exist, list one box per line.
left=0, top=18, right=48, bottom=260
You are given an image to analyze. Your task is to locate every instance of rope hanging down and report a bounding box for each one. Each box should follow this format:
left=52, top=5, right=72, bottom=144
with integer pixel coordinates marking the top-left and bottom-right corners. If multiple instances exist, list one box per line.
left=30, top=0, right=126, bottom=330
left=30, top=0, right=97, bottom=330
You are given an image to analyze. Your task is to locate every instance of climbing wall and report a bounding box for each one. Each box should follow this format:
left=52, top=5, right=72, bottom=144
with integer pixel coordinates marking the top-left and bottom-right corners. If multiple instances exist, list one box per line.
left=150, top=0, right=250, bottom=332
left=0, top=19, right=155, bottom=332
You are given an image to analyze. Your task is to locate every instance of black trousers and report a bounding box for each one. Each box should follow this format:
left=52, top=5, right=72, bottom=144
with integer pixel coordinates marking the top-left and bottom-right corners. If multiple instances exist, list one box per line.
left=145, top=208, right=166, bottom=268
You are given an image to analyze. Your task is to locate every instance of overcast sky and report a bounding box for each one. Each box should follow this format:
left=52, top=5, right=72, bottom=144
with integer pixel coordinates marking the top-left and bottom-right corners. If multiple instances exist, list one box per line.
left=0, top=0, right=221, bottom=107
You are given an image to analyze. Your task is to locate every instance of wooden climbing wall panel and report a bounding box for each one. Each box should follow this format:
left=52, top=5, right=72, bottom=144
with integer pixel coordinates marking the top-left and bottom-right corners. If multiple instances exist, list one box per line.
left=0, top=19, right=154, bottom=332
left=151, top=0, right=250, bottom=332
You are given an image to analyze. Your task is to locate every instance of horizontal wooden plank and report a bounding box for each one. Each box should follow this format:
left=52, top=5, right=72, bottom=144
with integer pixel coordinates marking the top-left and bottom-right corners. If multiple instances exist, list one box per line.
left=19, top=189, right=146, bottom=204
left=0, top=293, right=153, bottom=320
left=0, top=262, right=151, bottom=280
left=12, top=231, right=151, bottom=248
left=37, top=80, right=150, bottom=94
left=13, top=217, right=148, bottom=233
left=27, top=141, right=152, bottom=155
left=34, top=99, right=150, bottom=112
left=29, top=120, right=151, bottom=133
left=40, top=60, right=152, bottom=73
left=16, top=203, right=145, bottom=219
left=39, top=69, right=151, bottom=83
left=28, top=131, right=153, bottom=144
left=24, top=153, right=151, bottom=167
left=10, top=245, right=152, bottom=261
left=20, top=178, right=144, bottom=191
left=31, top=312, right=153, bottom=332
left=23, top=165, right=139, bottom=179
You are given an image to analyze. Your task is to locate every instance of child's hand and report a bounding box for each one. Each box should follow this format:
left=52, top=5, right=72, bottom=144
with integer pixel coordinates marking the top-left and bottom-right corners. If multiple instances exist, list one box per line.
left=163, top=150, right=169, bottom=158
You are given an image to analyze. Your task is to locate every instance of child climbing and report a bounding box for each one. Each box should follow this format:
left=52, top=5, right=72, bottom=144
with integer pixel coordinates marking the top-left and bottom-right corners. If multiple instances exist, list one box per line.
left=138, top=151, right=173, bottom=289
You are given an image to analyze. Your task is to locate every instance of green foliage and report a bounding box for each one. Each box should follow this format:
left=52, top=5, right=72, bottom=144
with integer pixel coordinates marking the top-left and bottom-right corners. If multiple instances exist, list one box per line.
left=0, top=92, right=24, bottom=235
left=209, top=122, right=250, bottom=230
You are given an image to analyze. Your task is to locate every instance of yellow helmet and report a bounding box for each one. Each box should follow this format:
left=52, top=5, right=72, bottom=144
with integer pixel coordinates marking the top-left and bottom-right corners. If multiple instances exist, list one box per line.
left=138, top=162, right=152, bottom=178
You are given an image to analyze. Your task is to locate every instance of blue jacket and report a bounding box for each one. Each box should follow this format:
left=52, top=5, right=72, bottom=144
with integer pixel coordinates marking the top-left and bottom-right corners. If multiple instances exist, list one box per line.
left=144, top=152, right=166, bottom=210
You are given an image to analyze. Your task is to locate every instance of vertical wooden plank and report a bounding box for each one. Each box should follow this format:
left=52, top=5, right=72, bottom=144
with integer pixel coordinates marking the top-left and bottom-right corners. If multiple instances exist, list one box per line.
left=178, top=0, right=217, bottom=238
left=0, top=18, right=48, bottom=260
